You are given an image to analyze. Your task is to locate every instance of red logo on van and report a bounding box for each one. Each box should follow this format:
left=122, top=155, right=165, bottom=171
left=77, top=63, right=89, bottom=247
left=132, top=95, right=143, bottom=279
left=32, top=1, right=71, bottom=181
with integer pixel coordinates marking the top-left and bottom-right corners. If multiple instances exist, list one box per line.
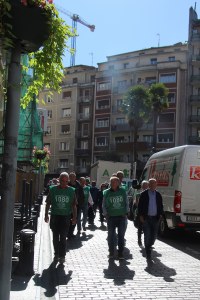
left=190, top=166, right=200, bottom=180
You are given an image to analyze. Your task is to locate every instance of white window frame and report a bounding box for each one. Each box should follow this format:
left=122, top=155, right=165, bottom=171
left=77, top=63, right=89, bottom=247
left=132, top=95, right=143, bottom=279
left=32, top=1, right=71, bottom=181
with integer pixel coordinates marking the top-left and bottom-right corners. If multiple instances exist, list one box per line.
left=159, top=73, right=176, bottom=83
left=157, top=133, right=174, bottom=143
left=97, top=82, right=111, bottom=91
left=45, top=94, right=53, bottom=103
left=47, top=110, right=52, bottom=119
left=46, top=126, right=51, bottom=134
left=62, top=108, right=71, bottom=117
left=95, top=136, right=108, bottom=146
left=96, top=99, right=110, bottom=110
left=96, top=118, right=109, bottom=128
left=59, top=142, right=70, bottom=151
left=59, top=159, right=69, bottom=168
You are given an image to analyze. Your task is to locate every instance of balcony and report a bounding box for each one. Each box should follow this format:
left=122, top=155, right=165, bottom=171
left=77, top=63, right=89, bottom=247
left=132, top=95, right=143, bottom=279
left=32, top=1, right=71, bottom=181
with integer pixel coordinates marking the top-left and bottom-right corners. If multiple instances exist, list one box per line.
left=112, top=106, right=123, bottom=114
left=188, top=136, right=200, bottom=144
left=192, top=55, right=200, bottom=66
left=111, top=124, right=130, bottom=132
left=76, top=131, right=91, bottom=138
left=74, top=149, right=91, bottom=156
left=189, top=115, right=200, bottom=123
left=78, top=96, right=92, bottom=103
left=78, top=113, right=91, bottom=121
left=110, top=141, right=153, bottom=152
left=190, top=75, right=200, bottom=86
left=191, top=33, right=200, bottom=42
left=75, top=166, right=89, bottom=174
left=190, top=95, right=200, bottom=103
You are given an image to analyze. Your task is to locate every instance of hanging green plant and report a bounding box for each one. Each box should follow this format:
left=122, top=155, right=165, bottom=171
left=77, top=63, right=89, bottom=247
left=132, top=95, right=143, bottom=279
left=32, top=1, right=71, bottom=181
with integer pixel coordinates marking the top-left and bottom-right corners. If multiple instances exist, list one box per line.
left=0, top=0, right=75, bottom=108
left=32, top=145, right=51, bottom=173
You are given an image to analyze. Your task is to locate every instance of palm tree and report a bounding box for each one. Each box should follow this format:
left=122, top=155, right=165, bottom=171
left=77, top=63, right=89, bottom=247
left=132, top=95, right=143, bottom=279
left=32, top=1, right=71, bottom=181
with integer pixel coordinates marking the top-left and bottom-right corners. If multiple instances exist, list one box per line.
left=148, top=83, right=169, bottom=149
left=122, top=85, right=149, bottom=177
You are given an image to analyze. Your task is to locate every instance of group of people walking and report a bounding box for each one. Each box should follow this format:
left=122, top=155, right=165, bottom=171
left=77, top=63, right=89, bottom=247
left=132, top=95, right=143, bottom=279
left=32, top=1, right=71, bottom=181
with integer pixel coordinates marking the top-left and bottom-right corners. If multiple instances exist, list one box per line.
left=44, top=171, right=164, bottom=265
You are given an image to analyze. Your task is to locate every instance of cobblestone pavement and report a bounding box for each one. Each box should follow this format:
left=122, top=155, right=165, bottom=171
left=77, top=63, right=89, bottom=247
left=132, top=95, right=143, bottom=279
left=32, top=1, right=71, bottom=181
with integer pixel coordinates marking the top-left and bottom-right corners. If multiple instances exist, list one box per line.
left=10, top=200, right=200, bottom=300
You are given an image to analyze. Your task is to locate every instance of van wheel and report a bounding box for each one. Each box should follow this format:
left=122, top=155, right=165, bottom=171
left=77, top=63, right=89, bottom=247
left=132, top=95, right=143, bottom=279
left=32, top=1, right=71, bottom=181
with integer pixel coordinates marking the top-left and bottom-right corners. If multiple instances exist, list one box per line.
left=159, top=217, right=169, bottom=238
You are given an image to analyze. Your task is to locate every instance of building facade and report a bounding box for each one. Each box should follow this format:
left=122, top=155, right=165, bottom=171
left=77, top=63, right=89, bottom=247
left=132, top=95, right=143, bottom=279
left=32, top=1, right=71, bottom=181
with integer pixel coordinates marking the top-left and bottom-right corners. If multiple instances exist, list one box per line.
left=93, top=44, right=188, bottom=173
left=39, top=65, right=97, bottom=175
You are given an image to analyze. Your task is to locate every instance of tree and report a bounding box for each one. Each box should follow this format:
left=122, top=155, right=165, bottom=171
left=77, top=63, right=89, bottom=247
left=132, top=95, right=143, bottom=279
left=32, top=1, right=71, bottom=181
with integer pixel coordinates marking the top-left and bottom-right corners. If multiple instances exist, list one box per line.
left=148, top=83, right=169, bottom=149
left=122, top=85, right=149, bottom=177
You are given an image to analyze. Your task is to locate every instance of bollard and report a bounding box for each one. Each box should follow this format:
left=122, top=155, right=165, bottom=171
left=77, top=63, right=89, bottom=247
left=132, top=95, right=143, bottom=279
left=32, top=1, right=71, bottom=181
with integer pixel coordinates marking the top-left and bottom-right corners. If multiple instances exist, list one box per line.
left=18, top=229, right=36, bottom=276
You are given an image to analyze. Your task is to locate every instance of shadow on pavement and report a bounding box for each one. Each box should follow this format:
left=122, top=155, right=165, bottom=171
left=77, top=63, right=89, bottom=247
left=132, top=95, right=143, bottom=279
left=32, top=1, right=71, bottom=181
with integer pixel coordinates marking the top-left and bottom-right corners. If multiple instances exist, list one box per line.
left=145, top=250, right=176, bottom=282
left=11, top=274, right=32, bottom=291
left=33, top=262, right=72, bottom=297
left=67, top=233, right=93, bottom=250
left=103, top=259, right=135, bottom=286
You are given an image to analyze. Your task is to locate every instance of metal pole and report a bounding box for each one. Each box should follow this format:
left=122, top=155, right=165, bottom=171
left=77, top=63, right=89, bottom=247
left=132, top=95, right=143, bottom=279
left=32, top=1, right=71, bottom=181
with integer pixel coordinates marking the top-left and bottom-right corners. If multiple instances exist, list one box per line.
left=0, top=41, right=21, bottom=300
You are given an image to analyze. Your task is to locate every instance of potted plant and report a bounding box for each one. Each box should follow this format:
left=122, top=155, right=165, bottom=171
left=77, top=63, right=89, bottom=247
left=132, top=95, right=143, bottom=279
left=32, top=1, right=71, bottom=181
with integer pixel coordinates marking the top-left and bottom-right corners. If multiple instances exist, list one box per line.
left=0, top=0, right=74, bottom=107
left=32, top=145, right=50, bottom=173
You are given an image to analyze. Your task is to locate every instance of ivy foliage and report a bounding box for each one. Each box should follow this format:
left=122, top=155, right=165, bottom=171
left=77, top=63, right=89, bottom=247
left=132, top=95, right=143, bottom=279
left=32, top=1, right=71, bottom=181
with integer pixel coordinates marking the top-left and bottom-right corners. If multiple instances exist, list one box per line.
left=0, top=0, right=75, bottom=108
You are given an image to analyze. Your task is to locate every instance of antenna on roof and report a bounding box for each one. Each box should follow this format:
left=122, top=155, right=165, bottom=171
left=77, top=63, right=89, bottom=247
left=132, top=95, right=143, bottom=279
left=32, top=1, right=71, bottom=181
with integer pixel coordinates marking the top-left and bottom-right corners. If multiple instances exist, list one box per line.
left=194, top=2, right=196, bottom=11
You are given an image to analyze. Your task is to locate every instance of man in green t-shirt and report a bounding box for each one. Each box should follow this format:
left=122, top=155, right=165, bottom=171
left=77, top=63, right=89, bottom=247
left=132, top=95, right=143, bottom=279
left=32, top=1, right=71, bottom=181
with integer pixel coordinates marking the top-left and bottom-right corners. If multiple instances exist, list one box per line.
left=45, top=172, right=77, bottom=264
left=103, top=176, right=129, bottom=260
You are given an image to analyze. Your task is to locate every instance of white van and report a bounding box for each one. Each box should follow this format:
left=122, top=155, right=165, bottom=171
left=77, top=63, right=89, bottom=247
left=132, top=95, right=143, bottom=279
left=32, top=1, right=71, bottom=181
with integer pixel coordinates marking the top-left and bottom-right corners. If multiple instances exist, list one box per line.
left=140, top=145, right=200, bottom=235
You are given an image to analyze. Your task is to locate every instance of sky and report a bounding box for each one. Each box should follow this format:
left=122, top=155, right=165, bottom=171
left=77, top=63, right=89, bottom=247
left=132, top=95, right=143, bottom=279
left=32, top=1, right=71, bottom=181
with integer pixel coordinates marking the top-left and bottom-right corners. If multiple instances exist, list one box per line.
left=53, top=0, right=199, bottom=68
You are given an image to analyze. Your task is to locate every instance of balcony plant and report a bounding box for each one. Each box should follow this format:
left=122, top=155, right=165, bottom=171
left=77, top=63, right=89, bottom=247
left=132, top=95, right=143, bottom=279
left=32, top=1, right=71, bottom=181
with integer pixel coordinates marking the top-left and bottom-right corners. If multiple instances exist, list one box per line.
left=32, top=145, right=51, bottom=173
left=0, top=0, right=74, bottom=108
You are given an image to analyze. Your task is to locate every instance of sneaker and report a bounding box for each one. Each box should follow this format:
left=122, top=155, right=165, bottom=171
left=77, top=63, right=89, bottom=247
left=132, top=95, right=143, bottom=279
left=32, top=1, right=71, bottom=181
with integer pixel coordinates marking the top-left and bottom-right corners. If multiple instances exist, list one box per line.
left=59, top=257, right=65, bottom=264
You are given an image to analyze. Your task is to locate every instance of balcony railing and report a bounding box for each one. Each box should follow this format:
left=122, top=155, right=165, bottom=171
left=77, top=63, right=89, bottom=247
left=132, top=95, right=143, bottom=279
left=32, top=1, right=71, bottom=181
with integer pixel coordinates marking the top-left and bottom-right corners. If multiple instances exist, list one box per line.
left=190, top=75, right=200, bottom=84
left=192, top=55, right=200, bottom=62
left=189, top=115, right=200, bottom=122
left=111, top=124, right=130, bottom=132
left=188, top=136, right=200, bottom=144
left=74, top=149, right=91, bottom=156
left=76, top=131, right=91, bottom=138
left=78, top=113, right=91, bottom=120
left=192, top=33, right=200, bottom=40
left=190, top=95, right=200, bottom=102
left=78, top=96, right=92, bottom=103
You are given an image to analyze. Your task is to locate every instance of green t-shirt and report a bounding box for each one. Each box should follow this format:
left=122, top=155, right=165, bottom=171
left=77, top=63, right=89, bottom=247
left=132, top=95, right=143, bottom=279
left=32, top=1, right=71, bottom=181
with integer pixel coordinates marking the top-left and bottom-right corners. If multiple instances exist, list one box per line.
left=83, top=185, right=90, bottom=205
left=103, top=187, right=127, bottom=216
left=50, top=185, right=75, bottom=216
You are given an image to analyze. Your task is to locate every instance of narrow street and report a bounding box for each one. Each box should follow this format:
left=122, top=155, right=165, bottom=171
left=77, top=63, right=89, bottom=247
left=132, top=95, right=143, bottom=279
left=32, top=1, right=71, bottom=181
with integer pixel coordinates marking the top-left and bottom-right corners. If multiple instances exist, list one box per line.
left=10, top=198, right=200, bottom=300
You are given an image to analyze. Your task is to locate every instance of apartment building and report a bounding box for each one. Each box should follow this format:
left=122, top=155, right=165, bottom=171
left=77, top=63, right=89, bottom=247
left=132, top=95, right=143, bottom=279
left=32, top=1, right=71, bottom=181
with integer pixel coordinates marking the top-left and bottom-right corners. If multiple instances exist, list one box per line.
left=187, top=7, right=200, bottom=144
left=93, top=43, right=188, bottom=172
left=38, top=65, right=97, bottom=175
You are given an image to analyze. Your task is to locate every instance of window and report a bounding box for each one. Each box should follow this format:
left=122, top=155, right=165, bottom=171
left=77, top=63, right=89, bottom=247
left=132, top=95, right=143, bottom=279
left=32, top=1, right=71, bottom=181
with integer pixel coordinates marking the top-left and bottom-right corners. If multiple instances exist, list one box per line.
left=137, top=78, right=141, bottom=83
left=95, top=136, right=108, bottom=146
left=116, top=99, right=123, bottom=109
left=47, top=110, right=52, bottom=119
left=97, top=82, right=111, bottom=91
left=115, top=137, right=125, bottom=143
left=46, top=126, right=51, bottom=134
left=118, top=80, right=127, bottom=87
left=45, top=94, right=53, bottom=103
left=168, top=92, right=176, bottom=103
left=62, top=91, right=71, bottom=99
left=143, top=135, right=153, bottom=143
left=145, top=77, right=156, bottom=84
left=108, top=65, right=114, bottom=70
left=116, top=118, right=125, bottom=124
left=44, top=143, right=50, bottom=150
left=159, top=73, right=176, bottom=83
left=96, top=118, right=109, bottom=128
left=60, top=142, right=70, bottom=151
left=62, top=108, right=71, bottom=117
left=96, top=99, right=109, bottom=109
left=159, top=113, right=175, bottom=123
left=168, top=56, right=175, bottom=62
left=59, top=159, right=69, bottom=168
left=157, top=133, right=174, bottom=143
left=83, top=107, right=89, bottom=117
left=124, top=63, right=129, bottom=69
left=61, top=124, right=70, bottom=133
left=150, top=58, right=157, bottom=65
left=91, top=75, right=95, bottom=82
left=73, top=77, right=78, bottom=84
left=81, top=140, right=88, bottom=149
left=82, top=123, right=89, bottom=136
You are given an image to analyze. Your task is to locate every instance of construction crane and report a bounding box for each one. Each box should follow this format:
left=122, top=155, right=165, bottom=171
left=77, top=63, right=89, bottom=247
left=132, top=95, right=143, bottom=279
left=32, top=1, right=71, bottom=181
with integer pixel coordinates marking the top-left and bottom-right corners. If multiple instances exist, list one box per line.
left=56, top=5, right=95, bottom=66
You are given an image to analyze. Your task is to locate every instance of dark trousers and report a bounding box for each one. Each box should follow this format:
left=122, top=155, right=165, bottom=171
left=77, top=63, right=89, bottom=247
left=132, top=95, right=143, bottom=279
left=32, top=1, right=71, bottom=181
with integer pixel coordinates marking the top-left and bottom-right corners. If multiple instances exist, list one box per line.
left=50, top=215, right=70, bottom=258
left=143, top=216, right=159, bottom=258
left=107, top=216, right=126, bottom=255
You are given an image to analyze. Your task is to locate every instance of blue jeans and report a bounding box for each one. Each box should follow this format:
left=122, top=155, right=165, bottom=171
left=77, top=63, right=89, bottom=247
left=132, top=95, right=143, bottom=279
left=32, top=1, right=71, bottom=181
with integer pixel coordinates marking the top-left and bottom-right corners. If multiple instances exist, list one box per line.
left=107, top=216, right=126, bottom=255
left=77, top=205, right=88, bottom=231
left=143, top=216, right=159, bottom=258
